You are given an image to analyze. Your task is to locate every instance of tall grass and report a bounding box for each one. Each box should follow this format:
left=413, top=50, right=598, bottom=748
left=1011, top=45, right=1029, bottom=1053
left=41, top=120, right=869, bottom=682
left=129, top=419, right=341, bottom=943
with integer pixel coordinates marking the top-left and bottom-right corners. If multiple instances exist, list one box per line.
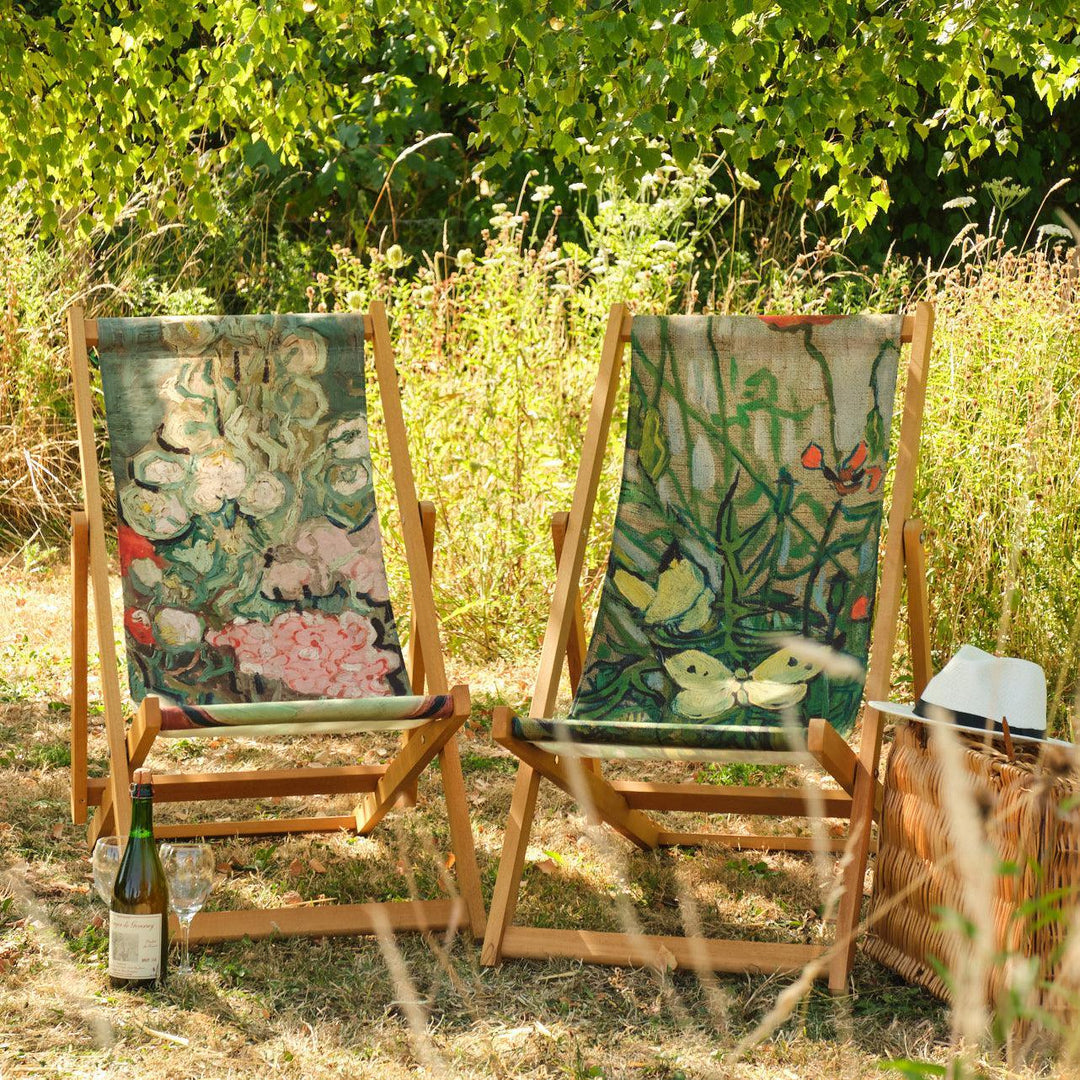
left=1, top=169, right=1077, bottom=726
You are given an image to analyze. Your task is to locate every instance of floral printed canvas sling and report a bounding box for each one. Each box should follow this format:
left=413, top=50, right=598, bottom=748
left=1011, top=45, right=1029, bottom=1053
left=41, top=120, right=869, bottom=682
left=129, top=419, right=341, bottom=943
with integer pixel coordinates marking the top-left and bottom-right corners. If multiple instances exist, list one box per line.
left=96, top=314, right=451, bottom=732
left=515, top=314, right=902, bottom=755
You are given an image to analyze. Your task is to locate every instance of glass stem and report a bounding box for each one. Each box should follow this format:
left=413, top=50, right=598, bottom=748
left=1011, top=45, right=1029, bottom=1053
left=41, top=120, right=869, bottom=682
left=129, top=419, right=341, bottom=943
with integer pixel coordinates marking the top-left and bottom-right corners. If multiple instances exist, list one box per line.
left=179, top=915, right=193, bottom=973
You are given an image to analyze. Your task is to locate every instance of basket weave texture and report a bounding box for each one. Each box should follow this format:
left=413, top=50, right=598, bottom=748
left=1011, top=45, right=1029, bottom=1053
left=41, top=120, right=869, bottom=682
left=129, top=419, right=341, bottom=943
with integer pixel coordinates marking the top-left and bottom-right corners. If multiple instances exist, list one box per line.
left=866, top=720, right=1080, bottom=1004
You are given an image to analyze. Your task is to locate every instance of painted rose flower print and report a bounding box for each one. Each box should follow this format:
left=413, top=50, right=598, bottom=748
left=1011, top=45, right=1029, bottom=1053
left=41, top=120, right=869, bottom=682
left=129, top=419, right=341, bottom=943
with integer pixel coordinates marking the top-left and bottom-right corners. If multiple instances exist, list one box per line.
left=97, top=314, right=410, bottom=706
left=207, top=611, right=400, bottom=698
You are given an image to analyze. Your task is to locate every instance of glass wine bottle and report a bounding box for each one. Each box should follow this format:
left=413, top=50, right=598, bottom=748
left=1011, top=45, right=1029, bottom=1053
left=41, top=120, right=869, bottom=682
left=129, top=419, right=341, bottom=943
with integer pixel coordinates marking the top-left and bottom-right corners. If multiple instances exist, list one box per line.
left=108, top=768, right=169, bottom=988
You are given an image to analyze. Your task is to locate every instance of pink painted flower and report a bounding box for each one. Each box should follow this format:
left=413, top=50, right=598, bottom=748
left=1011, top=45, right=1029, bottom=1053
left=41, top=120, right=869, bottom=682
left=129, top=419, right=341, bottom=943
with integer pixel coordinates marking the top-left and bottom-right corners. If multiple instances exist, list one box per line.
left=206, top=610, right=399, bottom=698
left=260, top=517, right=389, bottom=603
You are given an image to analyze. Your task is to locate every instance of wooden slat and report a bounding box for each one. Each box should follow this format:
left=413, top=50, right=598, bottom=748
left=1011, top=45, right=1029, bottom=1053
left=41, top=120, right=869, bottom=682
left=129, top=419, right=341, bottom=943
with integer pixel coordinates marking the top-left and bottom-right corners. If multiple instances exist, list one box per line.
left=406, top=500, right=437, bottom=692
left=480, top=754, right=542, bottom=965
left=354, top=693, right=467, bottom=834
left=86, top=764, right=387, bottom=805
left=437, top=734, right=487, bottom=938
left=531, top=305, right=629, bottom=720
left=610, top=780, right=853, bottom=818
left=368, top=302, right=448, bottom=694
left=550, top=512, right=588, bottom=693
left=831, top=300, right=934, bottom=993
left=185, top=898, right=466, bottom=943
left=70, top=510, right=89, bottom=825
left=615, top=311, right=916, bottom=344
left=904, top=518, right=933, bottom=696
left=806, top=717, right=859, bottom=795
left=127, top=697, right=161, bottom=770
left=154, top=816, right=359, bottom=839
left=499, top=925, right=823, bottom=973
left=491, top=710, right=660, bottom=850
left=655, top=831, right=877, bottom=853
left=69, top=306, right=132, bottom=840
left=399, top=500, right=437, bottom=810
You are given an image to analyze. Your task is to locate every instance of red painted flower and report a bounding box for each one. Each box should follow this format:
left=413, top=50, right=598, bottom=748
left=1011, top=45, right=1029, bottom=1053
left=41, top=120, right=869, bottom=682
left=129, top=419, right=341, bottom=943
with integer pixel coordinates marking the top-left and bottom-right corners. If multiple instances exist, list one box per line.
left=118, top=525, right=164, bottom=576
left=124, top=608, right=155, bottom=646
left=850, top=595, right=870, bottom=621
left=800, top=440, right=883, bottom=496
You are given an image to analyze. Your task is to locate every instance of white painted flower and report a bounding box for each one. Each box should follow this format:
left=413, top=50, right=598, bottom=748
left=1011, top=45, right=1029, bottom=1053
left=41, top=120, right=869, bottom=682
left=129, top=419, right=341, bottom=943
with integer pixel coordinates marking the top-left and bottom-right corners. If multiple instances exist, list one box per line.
left=153, top=607, right=203, bottom=649
left=275, top=377, right=327, bottom=427
left=132, top=449, right=189, bottom=489
left=120, top=485, right=191, bottom=540
left=328, top=462, right=369, bottom=497
left=238, top=471, right=287, bottom=517
left=278, top=330, right=327, bottom=375
left=327, top=416, right=370, bottom=461
left=162, top=318, right=218, bottom=353
left=189, top=447, right=247, bottom=513
left=160, top=399, right=218, bottom=453
left=128, top=557, right=164, bottom=590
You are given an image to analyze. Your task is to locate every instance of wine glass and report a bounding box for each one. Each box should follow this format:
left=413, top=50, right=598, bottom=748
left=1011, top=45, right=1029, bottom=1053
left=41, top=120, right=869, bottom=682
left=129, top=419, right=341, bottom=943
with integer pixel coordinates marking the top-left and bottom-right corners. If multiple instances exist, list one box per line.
left=91, top=835, right=123, bottom=904
left=160, top=843, right=215, bottom=974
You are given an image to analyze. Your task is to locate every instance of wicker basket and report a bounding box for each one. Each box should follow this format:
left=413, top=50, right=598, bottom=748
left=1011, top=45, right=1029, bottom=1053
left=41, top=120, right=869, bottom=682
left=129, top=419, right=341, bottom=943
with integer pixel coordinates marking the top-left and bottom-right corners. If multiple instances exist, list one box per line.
left=866, top=720, right=1080, bottom=1006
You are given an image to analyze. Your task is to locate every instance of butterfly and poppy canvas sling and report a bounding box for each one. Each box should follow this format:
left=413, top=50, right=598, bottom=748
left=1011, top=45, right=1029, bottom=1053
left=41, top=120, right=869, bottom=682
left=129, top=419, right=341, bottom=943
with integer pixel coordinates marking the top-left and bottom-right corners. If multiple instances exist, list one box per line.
left=67, top=302, right=484, bottom=942
left=483, top=303, right=935, bottom=991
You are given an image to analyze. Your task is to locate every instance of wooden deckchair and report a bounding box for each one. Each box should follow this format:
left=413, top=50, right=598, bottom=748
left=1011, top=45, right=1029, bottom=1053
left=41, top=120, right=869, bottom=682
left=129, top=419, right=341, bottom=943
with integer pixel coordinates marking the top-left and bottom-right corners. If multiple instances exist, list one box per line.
left=481, top=303, right=934, bottom=992
left=68, top=301, right=484, bottom=943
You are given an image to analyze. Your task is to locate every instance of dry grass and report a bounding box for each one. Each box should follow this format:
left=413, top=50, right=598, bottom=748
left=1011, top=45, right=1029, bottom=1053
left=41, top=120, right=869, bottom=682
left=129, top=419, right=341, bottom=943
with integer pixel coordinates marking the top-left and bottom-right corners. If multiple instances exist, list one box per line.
left=8, top=559, right=1059, bottom=1080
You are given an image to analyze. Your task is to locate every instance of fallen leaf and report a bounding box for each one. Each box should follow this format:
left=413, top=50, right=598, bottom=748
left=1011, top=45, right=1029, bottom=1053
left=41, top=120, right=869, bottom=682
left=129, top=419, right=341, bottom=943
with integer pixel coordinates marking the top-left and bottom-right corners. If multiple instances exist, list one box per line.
left=654, top=945, right=677, bottom=972
left=51, top=823, right=64, bottom=840
left=444, top=853, right=456, bottom=871
left=534, top=858, right=559, bottom=876
left=308, top=858, right=327, bottom=874
left=288, top=858, right=304, bottom=877
left=282, top=891, right=303, bottom=906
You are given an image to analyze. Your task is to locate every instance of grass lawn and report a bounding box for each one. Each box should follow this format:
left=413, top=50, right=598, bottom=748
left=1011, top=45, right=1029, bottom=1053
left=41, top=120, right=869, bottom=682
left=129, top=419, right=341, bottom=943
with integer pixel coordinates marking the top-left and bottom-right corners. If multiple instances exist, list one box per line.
left=4, top=560, right=1044, bottom=1080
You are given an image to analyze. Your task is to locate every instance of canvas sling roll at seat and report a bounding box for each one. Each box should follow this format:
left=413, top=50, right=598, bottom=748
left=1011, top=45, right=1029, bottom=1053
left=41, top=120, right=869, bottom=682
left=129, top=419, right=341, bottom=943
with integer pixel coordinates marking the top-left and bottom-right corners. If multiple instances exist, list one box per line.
left=95, top=314, right=450, bottom=735
left=514, top=314, right=903, bottom=756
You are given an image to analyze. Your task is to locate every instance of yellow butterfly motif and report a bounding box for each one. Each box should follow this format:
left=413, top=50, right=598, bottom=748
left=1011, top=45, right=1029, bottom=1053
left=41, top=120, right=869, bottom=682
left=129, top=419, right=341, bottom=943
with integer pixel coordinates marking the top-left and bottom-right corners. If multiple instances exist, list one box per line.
left=663, top=647, right=823, bottom=720
left=613, top=556, right=711, bottom=633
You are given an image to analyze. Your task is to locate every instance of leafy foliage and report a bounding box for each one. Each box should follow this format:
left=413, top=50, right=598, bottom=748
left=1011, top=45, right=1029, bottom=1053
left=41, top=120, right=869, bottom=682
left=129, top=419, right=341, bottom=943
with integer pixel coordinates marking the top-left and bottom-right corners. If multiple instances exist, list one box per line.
left=3, top=1, right=1080, bottom=232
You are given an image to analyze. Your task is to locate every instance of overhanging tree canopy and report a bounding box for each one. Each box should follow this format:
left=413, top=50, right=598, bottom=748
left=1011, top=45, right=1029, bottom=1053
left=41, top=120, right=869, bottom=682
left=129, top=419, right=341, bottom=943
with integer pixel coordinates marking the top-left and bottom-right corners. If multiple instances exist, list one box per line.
left=3, top=0, right=1078, bottom=232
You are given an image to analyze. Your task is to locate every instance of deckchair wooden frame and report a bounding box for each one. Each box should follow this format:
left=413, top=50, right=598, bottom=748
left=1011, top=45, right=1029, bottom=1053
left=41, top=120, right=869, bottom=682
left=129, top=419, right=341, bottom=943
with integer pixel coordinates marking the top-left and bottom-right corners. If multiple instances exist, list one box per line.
left=481, top=302, right=935, bottom=992
left=67, top=301, right=485, bottom=942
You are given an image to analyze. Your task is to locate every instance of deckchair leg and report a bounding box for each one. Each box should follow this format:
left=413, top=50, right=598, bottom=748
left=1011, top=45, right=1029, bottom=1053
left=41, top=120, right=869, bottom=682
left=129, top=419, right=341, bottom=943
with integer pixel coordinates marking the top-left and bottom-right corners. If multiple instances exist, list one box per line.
left=904, top=518, right=932, bottom=696
left=70, top=510, right=90, bottom=825
left=828, top=756, right=877, bottom=994
left=354, top=687, right=469, bottom=835
left=480, top=761, right=541, bottom=965
left=491, top=708, right=661, bottom=850
left=437, top=735, right=486, bottom=938
left=87, top=696, right=162, bottom=847
left=550, top=512, right=600, bottom=795
left=399, top=500, right=438, bottom=809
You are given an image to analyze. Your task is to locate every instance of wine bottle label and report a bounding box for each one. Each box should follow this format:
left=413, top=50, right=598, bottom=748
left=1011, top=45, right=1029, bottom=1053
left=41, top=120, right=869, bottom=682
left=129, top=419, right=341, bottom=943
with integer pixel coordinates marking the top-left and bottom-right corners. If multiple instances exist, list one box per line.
left=108, top=911, right=162, bottom=979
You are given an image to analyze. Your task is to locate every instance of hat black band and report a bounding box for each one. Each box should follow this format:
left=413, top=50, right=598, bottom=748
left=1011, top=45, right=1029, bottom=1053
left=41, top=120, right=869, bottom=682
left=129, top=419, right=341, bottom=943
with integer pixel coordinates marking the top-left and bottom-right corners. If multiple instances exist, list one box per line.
left=913, top=698, right=1043, bottom=740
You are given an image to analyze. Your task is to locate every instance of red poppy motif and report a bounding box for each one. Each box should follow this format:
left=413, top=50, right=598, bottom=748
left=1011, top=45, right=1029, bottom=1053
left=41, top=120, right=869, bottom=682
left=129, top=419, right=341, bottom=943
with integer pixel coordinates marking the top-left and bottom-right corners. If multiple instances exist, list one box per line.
left=124, top=608, right=155, bottom=645
left=850, top=595, right=870, bottom=621
left=800, top=440, right=883, bottom=496
left=118, top=525, right=165, bottom=576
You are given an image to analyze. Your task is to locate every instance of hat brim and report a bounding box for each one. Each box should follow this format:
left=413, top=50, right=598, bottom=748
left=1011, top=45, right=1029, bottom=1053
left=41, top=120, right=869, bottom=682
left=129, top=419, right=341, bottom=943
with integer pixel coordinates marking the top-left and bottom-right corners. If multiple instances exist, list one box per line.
left=867, top=700, right=1070, bottom=748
